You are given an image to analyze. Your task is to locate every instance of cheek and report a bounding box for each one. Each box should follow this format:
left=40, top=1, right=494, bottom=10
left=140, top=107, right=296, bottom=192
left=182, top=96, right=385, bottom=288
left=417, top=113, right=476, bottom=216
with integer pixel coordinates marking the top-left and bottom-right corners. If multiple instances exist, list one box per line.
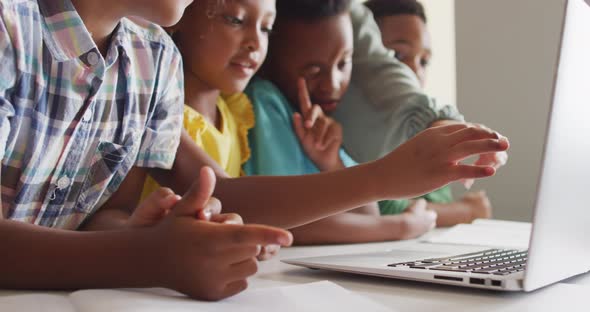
left=194, top=31, right=240, bottom=66
left=339, top=68, right=352, bottom=93
left=152, top=0, right=193, bottom=26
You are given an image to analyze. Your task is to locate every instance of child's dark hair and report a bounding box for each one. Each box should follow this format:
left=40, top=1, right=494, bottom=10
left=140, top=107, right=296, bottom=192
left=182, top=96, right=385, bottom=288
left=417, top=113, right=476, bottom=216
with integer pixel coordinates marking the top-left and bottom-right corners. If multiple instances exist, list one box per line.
left=275, top=0, right=352, bottom=22
left=364, top=0, right=427, bottom=24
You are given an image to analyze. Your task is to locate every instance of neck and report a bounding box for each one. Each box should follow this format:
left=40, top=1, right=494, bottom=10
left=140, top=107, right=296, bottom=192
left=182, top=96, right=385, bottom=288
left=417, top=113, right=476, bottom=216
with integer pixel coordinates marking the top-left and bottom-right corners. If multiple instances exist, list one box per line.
left=71, top=0, right=124, bottom=56
left=184, top=71, right=221, bottom=129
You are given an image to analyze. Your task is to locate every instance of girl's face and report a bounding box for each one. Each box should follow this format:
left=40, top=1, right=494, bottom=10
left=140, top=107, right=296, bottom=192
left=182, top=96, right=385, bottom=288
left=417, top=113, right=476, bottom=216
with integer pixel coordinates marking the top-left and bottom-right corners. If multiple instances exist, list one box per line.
left=378, top=14, right=431, bottom=87
left=266, top=13, right=353, bottom=114
left=175, top=0, right=276, bottom=94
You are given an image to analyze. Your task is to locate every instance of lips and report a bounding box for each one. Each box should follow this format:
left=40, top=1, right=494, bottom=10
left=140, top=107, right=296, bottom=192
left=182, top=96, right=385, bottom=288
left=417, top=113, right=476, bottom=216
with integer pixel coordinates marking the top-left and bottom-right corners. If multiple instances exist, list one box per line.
left=229, top=57, right=259, bottom=77
left=315, top=99, right=340, bottom=113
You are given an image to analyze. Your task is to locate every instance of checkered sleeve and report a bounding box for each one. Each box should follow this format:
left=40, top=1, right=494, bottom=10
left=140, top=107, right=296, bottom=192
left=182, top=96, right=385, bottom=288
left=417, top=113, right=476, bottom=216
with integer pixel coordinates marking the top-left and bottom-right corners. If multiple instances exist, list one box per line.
left=0, top=7, right=16, bottom=162
left=135, top=45, right=184, bottom=169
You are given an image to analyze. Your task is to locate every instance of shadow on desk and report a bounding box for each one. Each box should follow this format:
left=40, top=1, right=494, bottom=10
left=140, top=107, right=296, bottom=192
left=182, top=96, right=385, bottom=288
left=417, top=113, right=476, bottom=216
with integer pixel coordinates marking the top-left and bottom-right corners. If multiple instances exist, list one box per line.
left=256, top=266, right=589, bottom=312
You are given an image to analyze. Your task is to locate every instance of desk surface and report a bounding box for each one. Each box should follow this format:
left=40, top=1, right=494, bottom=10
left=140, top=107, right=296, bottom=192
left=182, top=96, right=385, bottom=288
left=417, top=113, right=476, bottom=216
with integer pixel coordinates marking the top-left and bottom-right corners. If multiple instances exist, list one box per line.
left=2, top=232, right=590, bottom=311
left=254, top=236, right=590, bottom=312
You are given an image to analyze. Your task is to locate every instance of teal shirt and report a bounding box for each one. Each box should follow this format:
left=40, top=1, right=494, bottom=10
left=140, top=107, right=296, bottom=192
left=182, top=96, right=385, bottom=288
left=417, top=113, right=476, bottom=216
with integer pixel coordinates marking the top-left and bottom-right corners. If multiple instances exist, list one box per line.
left=243, top=78, right=452, bottom=215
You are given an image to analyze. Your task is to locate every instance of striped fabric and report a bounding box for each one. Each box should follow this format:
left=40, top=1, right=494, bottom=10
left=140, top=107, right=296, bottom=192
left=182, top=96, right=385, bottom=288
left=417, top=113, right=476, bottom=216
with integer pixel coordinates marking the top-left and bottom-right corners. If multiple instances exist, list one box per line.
left=0, top=0, right=184, bottom=229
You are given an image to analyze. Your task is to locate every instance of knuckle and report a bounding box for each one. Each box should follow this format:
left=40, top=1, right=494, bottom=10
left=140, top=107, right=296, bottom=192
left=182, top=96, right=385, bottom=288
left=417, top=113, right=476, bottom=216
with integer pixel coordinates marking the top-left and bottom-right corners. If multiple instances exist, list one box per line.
left=232, top=227, right=247, bottom=244
left=245, top=259, right=259, bottom=276
left=201, top=284, right=226, bottom=301
left=235, top=279, right=249, bottom=293
left=466, top=126, right=480, bottom=136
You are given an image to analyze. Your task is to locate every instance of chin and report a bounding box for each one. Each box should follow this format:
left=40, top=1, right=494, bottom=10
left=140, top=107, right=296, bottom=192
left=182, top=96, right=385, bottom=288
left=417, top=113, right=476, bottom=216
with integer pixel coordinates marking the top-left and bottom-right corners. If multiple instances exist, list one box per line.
left=154, top=12, right=185, bottom=27
left=224, top=81, right=251, bottom=94
left=152, top=2, right=193, bottom=27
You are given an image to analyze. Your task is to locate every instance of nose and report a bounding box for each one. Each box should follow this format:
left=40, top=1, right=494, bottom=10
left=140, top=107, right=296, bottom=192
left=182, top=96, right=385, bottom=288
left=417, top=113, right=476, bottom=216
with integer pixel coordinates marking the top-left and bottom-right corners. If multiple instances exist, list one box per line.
left=244, top=26, right=263, bottom=53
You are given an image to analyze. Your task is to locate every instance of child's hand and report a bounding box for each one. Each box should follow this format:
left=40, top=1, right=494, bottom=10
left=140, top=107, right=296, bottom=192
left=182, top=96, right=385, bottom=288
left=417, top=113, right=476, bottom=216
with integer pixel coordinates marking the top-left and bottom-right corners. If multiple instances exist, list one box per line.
left=257, top=244, right=281, bottom=261
left=293, top=78, right=344, bottom=171
left=150, top=172, right=293, bottom=301
left=430, top=120, right=509, bottom=189
left=127, top=188, right=181, bottom=227
left=460, top=191, right=493, bottom=222
left=373, top=124, right=510, bottom=199
left=463, top=150, right=509, bottom=189
left=398, top=199, right=437, bottom=239
left=128, top=167, right=223, bottom=228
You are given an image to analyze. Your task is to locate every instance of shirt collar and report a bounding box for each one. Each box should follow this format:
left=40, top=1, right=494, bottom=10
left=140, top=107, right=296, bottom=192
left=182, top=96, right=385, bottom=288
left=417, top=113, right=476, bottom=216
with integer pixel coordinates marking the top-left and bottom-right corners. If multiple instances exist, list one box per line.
left=37, top=0, right=128, bottom=64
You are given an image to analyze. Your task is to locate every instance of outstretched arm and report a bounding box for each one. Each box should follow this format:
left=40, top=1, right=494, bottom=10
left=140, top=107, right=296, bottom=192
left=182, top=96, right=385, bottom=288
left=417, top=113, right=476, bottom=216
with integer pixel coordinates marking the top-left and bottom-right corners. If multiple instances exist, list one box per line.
left=152, top=125, right=509, bottom=229
left=290, top=200, right=436, bottom=245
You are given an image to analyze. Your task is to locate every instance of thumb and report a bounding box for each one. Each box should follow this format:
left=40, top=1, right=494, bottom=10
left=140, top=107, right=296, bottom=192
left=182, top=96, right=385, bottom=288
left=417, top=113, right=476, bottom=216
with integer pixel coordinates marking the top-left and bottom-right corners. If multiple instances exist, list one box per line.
left=174, top=166, right=217, bottom=217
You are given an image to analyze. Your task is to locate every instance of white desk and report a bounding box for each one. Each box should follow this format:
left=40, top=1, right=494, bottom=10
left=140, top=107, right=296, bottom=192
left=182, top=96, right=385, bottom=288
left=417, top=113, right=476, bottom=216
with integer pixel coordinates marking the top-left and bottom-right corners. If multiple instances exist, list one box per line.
left=2, top=234, right=590, bottom=311
left=253, top=237, right=590, bottom=312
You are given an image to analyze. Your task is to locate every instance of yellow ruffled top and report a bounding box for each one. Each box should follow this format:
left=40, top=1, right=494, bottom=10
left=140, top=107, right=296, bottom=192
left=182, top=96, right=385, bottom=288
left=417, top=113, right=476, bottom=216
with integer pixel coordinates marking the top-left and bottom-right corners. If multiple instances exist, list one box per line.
left=141, top=94, right=255, bottom=199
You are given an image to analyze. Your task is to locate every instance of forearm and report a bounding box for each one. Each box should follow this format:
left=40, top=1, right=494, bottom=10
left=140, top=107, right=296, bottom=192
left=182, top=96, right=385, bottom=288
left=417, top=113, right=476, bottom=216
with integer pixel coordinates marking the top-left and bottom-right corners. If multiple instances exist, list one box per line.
left=216, top=166, right=383, bottom=228
left=0, top=220, right=156, bottom=290
left=151, top=132, right=382, bottom=228
left=81, top=209, right=130, bottom=231
left=81, top=166, right=148, bottom=231
left=427, top=202, right=472, bottom=227
left=290, top=211, right=402, bottom=245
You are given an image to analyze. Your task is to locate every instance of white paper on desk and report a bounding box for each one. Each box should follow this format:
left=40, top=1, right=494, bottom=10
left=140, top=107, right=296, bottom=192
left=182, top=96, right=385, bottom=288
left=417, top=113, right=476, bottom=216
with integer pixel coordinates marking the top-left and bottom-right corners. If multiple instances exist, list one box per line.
left=0, top=293, right=76, bottom=312
left=0, top=281, right=393, bottom=312
left=424, top=219, right=532, bottom=249
left=71, top=281, right=393, bottom=312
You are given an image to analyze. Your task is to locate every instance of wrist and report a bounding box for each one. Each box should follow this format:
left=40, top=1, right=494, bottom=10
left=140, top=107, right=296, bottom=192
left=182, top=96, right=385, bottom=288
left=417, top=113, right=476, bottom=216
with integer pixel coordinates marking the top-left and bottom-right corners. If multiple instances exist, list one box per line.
left=382, top=215, right=407, bottom=240
left=125, top=227, right=164, bottom=288
left=364, top=160, right=388, bottom=201
left=318, top=157, right=346, bottom=172
left=456, top=200, right=477, bottom=223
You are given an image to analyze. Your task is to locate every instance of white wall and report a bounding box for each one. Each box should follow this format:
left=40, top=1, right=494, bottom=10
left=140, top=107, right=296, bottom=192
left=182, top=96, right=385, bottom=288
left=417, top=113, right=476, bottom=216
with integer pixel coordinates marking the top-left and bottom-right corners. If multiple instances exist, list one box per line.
left=420, top=0, right=456, bottom=107
left=358, top=0, right=457, bottom=106
left=455, top=0, right=566, bottom=221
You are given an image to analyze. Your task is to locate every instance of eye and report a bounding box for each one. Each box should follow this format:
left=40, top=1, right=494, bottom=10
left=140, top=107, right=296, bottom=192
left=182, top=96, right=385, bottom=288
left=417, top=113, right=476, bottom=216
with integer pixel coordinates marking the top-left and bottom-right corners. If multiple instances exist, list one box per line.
left=261, top=26, right=273, bottom=35
left=223, top=15, right=244, bottom=26
left=303, top=66, right=321, bottom=79
left=394, top=51, right=407, bottom=62
left=420, top=58, right=430, bottom=67
left=338, top=58, right=352, bottom=70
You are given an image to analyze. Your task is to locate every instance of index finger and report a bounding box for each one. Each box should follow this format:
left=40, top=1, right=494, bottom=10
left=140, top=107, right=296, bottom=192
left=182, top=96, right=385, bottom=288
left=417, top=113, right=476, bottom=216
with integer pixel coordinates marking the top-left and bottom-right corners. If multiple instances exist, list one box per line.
left=227, top=224, right=293, bottom=247
left=297, top=77, right=312, bottom=114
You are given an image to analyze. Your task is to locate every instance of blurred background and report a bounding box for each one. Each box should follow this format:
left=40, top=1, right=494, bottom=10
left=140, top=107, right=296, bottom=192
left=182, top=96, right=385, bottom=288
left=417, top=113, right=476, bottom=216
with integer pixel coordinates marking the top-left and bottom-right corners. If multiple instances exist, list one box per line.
left=360, top=0, right=567, bottom=221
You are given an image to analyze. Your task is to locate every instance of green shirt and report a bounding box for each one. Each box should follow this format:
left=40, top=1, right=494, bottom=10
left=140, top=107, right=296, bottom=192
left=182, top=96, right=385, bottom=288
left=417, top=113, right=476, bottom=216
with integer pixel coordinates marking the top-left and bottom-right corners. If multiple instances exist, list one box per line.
left=244, top=78, right=452, bottom=215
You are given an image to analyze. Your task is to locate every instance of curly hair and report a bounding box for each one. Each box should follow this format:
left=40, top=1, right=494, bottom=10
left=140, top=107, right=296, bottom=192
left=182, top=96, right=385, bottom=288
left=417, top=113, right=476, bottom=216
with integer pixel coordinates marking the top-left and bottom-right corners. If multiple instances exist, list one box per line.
left=275, top=0, right=352, bottom=22
left=365, top=0, right=427, bottom=24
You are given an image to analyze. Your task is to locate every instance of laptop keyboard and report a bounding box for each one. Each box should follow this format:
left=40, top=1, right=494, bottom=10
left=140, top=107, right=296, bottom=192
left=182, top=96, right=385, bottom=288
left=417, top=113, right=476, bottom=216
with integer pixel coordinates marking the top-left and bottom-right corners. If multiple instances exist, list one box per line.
left=388, top=249, right=528, bottom=276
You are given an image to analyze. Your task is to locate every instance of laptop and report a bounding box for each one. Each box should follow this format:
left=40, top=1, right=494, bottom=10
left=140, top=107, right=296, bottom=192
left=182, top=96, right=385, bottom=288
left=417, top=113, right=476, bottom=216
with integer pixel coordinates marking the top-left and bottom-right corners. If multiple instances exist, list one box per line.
left=283, top=0, right=590, bottom=292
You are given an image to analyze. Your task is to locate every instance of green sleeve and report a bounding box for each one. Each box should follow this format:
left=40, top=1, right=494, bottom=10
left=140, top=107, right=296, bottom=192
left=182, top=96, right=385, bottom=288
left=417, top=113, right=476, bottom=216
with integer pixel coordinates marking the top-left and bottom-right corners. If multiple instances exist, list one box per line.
left=333, top=2, right=464, bottom=163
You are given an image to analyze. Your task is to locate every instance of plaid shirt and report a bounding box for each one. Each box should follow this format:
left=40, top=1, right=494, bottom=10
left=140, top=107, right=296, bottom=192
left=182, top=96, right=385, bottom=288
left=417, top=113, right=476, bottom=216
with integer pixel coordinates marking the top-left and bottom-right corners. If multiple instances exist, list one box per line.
left=0, top=0, right=183, bottom=229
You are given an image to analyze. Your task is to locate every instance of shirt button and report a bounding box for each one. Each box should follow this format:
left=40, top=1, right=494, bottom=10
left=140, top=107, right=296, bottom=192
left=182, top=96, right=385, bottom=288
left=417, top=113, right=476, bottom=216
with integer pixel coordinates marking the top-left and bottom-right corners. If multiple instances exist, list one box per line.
left=57, top=176, right=71, bottom=189
left=87, top=51, right=99, bottom=66
left=82, top=109, right=93, bottom=122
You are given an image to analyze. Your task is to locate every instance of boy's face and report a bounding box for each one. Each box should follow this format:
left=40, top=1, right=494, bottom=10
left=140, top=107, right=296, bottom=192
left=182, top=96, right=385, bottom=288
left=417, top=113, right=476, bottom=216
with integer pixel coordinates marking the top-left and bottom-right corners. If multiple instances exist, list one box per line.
left=130, top=0, right=195, bottom=27
left=174, top=0, right=276, bottom=94
left=267, top=13, right=353, bottom=114
left=378, top=14, right=431, bottom=87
